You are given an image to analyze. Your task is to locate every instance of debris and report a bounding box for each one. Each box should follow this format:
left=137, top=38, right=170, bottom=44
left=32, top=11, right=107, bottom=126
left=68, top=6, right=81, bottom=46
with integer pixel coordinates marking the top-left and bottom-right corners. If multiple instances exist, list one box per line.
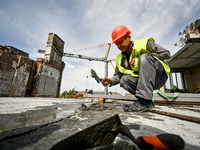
left=78, top=103, right=116, bottom=111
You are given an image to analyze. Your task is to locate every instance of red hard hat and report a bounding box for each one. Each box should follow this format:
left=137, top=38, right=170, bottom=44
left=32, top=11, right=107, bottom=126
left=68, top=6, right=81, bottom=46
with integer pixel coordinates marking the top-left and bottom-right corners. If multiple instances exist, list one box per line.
left=111, top=25, right=132, bottom=43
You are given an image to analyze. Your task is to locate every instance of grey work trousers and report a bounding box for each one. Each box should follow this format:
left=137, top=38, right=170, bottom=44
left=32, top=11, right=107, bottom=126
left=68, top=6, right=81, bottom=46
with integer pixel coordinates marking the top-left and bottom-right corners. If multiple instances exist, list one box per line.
left=119, top=53, right=168, bottom=100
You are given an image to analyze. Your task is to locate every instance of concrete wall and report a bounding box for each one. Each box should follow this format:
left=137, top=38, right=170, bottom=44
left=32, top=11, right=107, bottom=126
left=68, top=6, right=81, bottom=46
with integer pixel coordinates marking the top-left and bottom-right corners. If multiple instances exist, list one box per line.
left=192, top=64, right=200, bottom=92
left=0, top=49, right=33, bottom=97
left=183, top=69, right=193, bottom=92
left=32, top=58, right=64, bottom=97
left=183, top=64, right=200, bottom=93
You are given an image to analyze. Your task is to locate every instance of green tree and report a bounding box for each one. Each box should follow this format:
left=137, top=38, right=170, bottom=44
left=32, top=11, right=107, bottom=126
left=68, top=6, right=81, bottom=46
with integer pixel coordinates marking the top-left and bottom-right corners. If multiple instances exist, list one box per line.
left=59, top=88, right=78, bottom=98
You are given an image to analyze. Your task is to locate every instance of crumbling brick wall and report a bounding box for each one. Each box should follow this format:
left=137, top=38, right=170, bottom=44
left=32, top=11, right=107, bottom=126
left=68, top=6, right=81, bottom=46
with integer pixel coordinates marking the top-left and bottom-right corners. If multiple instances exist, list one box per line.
left=32, top=58, right=65, bottom=97
left=32, top=33, right=65, bottom=97
left=0, top=46, right=33, bottom=96
left=0, top=33, right=65, bottom=97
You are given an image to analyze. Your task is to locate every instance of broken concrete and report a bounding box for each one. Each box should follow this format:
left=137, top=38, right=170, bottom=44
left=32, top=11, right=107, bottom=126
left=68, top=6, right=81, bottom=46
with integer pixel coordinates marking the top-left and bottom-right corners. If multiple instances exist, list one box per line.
left=0, top=97, right=199, bottom=150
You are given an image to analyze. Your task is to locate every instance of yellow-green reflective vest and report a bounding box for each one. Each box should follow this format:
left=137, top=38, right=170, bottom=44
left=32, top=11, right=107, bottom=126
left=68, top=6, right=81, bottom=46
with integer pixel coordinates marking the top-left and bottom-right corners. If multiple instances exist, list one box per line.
left=115, top=38, right=171, bottom=77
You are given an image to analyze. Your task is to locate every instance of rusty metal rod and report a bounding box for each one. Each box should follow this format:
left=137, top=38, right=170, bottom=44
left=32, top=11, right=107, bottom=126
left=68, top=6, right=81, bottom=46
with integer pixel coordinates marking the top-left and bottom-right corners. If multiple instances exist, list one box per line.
left=149, top=109, right=200, bottom=124
left=154, top=100, right=200, bottom=106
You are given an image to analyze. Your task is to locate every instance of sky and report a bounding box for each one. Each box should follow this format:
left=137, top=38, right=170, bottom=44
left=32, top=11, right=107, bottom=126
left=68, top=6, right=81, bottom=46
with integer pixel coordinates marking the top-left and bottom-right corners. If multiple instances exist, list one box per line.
left=0, top=0, right=200, bottom=95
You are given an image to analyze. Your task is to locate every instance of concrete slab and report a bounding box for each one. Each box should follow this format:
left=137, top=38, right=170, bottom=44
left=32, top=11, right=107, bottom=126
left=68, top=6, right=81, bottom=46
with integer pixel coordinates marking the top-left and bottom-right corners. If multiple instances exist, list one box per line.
left=0, top=97, right=199, bottom=150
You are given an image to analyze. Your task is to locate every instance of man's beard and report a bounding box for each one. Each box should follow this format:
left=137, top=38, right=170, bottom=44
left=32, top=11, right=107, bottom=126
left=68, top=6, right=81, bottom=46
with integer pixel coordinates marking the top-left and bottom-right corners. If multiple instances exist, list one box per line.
left=120, top=41, right=132, bottom=53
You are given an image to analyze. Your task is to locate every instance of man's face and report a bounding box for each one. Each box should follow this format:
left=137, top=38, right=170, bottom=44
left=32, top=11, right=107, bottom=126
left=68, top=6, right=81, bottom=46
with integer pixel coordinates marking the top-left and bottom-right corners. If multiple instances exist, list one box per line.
left=115, top=34, right=131, bottom=53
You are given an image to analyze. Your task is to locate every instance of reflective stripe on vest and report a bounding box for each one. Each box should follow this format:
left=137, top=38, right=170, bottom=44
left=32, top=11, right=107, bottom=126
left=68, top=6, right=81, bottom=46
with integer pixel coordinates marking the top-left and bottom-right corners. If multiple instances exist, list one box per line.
left=115, top=38, right=170, bottom=77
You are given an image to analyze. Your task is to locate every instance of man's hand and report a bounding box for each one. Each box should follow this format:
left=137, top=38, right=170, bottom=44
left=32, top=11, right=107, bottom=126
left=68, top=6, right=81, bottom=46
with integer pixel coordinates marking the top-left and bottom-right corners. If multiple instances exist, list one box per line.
left=129, top=58, right=136, bottom=67
left=102, top=77, right=112, bottom=86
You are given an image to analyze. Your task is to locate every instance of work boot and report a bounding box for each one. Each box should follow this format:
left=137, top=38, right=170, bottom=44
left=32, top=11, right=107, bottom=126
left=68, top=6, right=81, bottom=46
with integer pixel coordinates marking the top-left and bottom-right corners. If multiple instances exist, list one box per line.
left=123, top=99, right=154, bottom=112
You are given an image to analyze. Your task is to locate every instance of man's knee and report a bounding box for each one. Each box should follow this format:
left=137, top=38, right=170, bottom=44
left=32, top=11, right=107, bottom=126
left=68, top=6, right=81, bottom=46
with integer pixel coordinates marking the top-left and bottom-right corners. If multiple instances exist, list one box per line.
left=120, top=75, right=137, bottom=94
left=120, top=76, right=130, bottom=92
left=139, top=53, right=152, bottom=63
left=120, top=75, right=137, bottom=87
left=120, top=75, right=130, bottom=86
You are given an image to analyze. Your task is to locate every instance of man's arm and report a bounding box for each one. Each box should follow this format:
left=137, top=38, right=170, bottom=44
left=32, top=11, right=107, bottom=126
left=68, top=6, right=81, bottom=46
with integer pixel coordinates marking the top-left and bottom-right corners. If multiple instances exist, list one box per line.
left=147, top=41, right=171, bottom=61
left=109, top=67, right=123, bottom=86
left=102, top=67, right=122, bottom=87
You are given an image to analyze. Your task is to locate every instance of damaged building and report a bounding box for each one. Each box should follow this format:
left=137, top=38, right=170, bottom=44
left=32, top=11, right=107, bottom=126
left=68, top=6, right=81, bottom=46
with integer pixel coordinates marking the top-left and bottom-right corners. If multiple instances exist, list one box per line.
left=167, top=19, right=200, bottom=93
left=0, top=33, right=65, bottom=97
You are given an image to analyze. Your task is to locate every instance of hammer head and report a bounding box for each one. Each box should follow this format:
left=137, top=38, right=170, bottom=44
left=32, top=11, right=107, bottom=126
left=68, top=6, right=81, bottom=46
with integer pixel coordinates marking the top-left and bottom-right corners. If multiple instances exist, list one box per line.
left=91, top=69, right=102, bottom=83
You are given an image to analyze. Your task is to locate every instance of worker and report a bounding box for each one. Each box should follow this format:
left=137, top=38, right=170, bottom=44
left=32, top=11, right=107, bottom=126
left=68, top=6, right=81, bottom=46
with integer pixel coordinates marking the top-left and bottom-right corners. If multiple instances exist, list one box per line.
left=102, top=25, right=171, bottom=112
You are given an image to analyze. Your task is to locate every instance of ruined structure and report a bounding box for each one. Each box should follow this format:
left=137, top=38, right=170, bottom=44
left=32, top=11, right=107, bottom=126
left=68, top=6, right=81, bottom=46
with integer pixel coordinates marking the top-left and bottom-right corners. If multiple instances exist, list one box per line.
left=0, top=33, right=65, bottom=97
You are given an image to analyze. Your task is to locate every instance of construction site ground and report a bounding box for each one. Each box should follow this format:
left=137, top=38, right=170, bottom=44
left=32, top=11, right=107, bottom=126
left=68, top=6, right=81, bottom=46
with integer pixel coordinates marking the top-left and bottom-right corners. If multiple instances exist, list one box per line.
left=0, top=97, right=199, bottom=150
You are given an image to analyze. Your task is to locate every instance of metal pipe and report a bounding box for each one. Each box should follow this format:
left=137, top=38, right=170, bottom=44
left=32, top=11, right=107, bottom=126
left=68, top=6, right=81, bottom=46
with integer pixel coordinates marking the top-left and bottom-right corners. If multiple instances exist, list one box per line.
left=104, top=61, right=108, bottom=95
